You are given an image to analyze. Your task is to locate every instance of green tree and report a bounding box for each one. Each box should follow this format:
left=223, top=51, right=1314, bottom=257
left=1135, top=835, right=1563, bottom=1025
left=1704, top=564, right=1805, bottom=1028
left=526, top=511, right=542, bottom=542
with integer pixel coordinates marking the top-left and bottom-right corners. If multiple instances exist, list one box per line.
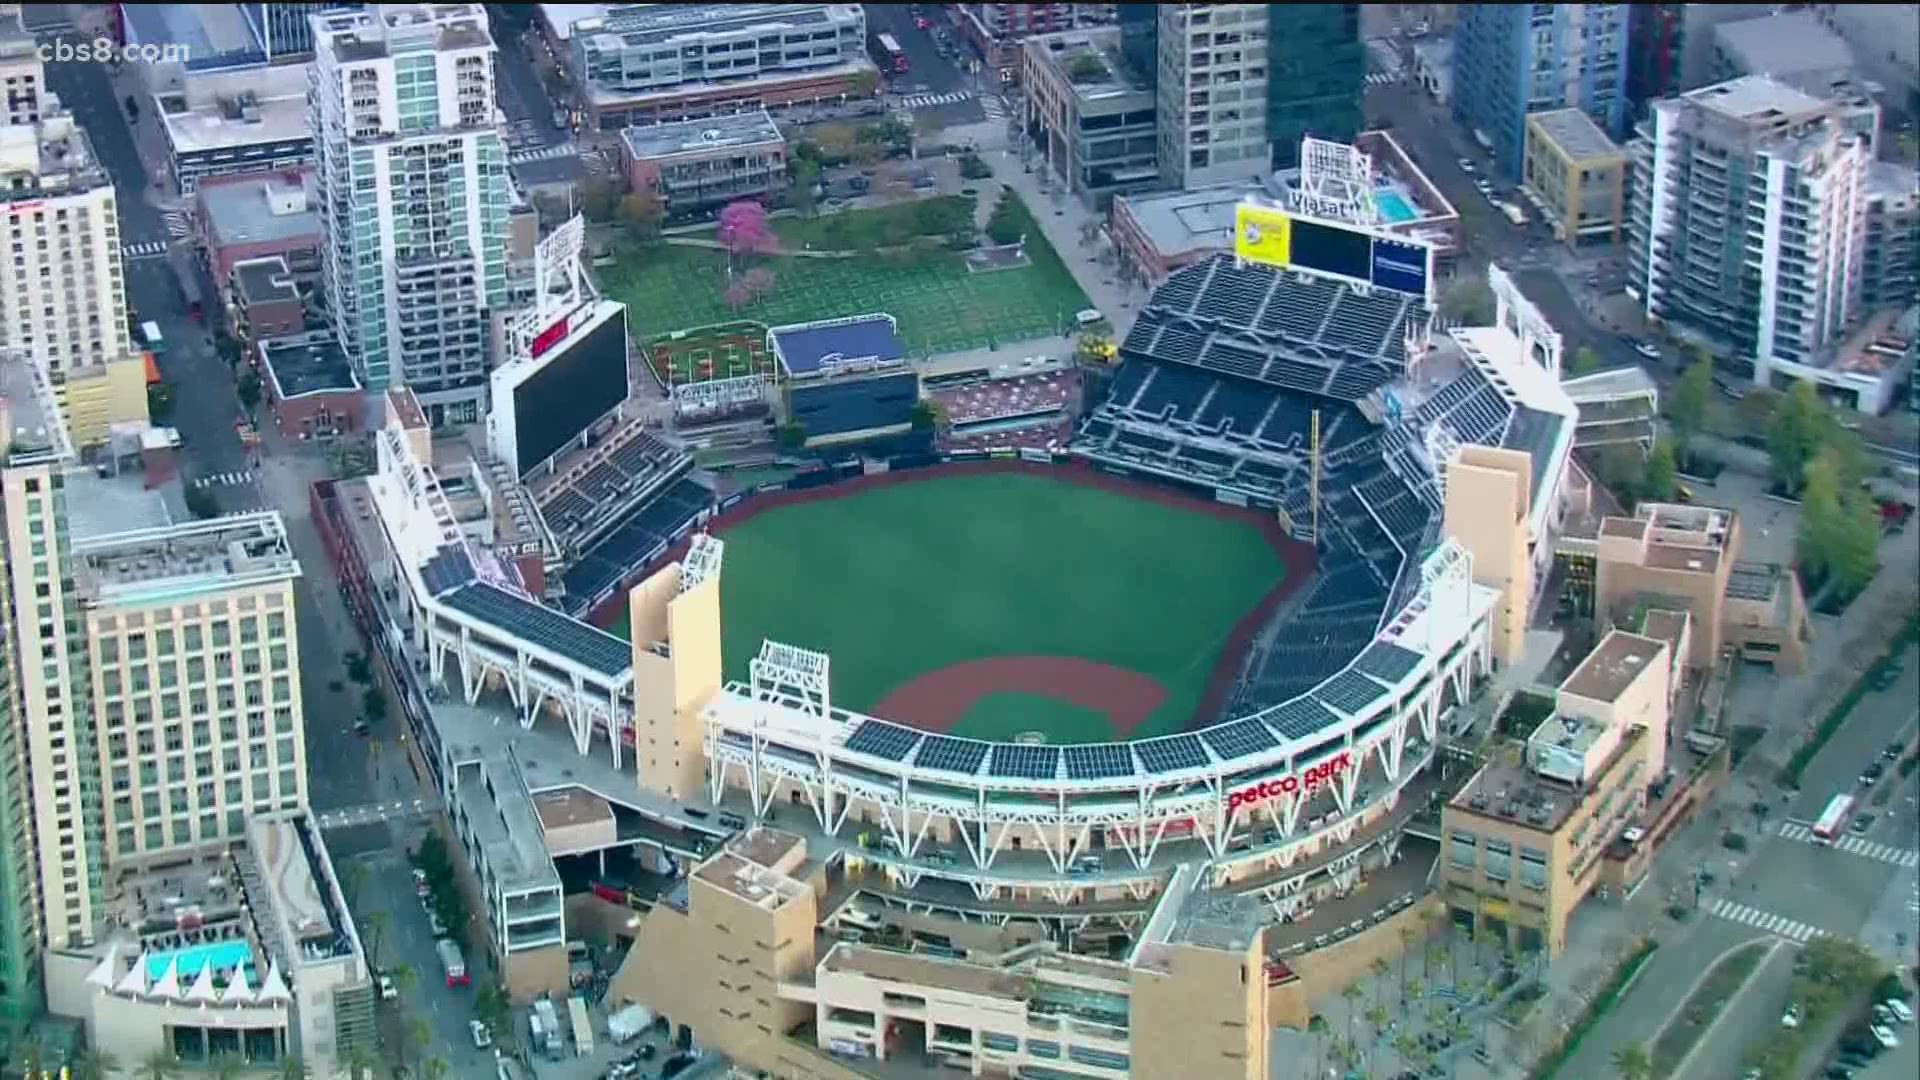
left=362, top=685, right=388, bottom=723
left=849, top=67, right=879, bottom=98
left=421, top=1058, right=451, bottom=1080
left=476, top=981, right=514, bottom=1039
left=237, top=369, right=264, bottom=414
left=985, top=190, right=1028, bottom=246
left=1339, top=981, right=1364, bottom=1047
left=577, top=177, right=620, bottom=223
left=790, top=158, right=821, bottom=216
left=1370, top=955, right=1392, bottom=1014
left=389, top=962, right=419, bottom=999
left=277, top=1053, right=309, bottom=1080
left=70, top=1048, right=121, bottom=1080
left=1438, top=273, right=1494, bottom=324
left=909, top=399, right=940, bottom=431
left=1643, top=438, right=1677, bottom=502
left=1611, top=1043, right=1652, bottom=1080
left=776, top=422, right=807, bottom=451
left=362, top=909, right=388, bottom=962
left=336, top=1040, right=377, bottom=1080
left=1569, top=346, right=1601, bottom=376
left=1667, top=356, right=1713, bottom=454
left=138, top=1050, right=178, bottom=1080
left=148, top=382, right=177, bottom=423
left=185, top=482, right=220, bottom=520
left=616, top=191, right=665, bottom=243
left=208, top=1053, right=246, bottom=1080
left=1798, top=449, right=1880, bottom=596
left=1767, top=381, right=1826, bottom=494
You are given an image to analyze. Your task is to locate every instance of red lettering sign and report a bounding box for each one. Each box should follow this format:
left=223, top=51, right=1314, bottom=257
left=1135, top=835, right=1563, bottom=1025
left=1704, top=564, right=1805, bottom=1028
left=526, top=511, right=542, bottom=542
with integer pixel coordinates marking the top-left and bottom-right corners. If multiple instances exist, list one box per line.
left=530, top=317, right=569, bottom=359
left=1225, top=752, right=1353, bottom=815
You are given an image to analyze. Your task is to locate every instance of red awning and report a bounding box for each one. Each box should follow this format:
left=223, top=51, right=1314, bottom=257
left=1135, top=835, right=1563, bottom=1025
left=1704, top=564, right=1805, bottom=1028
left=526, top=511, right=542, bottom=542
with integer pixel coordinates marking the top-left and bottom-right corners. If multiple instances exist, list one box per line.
left=144, top=352, right=161, bottom=385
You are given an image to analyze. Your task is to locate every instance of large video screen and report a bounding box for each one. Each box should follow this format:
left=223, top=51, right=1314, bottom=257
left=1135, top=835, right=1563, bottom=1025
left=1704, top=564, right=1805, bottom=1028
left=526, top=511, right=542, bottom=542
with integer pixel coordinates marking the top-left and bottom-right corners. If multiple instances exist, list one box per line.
left=1288, top=218, right=1373, bottom=283
left=1370, top=238, right=1430, bottom=297
left=514, top=308, right=629, bottom=476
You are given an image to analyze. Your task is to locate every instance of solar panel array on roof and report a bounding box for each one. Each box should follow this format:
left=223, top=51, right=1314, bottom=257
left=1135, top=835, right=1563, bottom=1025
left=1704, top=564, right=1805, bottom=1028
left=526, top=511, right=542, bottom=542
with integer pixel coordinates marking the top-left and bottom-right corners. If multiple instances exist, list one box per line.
left=1200, top=718, right=1279, bottom=760
left=1265, top=695, right=1344, bottom=740
left=843, top=721, right=923, bottom=762
left=1317, top=669, right=1389, bottom=715
left=989, top=743, right=1061, bottom=780
left=1355, top=641, right=1422, bottom=684
left=1135, top=734, right=1209, bottom=773
left=915, top=736, right=990, bottom=775
left=1063, top=744, right=1136, bottom=780
left=419, top=546, right=475, bottom=597
left=439, top=583, right=634, bottom=678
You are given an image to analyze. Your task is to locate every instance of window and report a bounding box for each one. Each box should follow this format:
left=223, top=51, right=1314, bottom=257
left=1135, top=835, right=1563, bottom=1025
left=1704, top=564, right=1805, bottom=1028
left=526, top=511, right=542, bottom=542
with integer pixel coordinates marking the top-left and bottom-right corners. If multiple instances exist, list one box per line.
left=981, top=1033, right=1020, bottom=1053
left=1519, top=848, right=1549, bottom=891
left=1448, top=830, right=1478, bottom=870
left=1484, top=840, right=1512, bottom=882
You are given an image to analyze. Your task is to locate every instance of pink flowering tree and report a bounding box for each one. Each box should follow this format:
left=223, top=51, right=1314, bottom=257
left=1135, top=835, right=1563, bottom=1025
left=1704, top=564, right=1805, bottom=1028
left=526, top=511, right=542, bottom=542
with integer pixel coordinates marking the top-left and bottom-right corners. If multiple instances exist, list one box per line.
left=717, top=200, right=776, bottom=259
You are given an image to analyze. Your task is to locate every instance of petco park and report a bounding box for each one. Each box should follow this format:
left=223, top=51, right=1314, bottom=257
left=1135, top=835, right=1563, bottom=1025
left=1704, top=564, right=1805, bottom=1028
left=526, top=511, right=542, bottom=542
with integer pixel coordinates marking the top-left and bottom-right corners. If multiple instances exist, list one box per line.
left=318, top=160, right=1592, bottom=1078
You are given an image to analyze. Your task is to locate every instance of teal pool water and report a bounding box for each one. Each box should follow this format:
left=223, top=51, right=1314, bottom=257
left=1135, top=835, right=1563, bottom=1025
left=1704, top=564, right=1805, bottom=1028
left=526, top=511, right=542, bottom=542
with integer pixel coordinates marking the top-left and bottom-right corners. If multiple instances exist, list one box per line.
left=147, top=939, right=256, bottom=983
left=1376, top=190, right=1418, bottom=224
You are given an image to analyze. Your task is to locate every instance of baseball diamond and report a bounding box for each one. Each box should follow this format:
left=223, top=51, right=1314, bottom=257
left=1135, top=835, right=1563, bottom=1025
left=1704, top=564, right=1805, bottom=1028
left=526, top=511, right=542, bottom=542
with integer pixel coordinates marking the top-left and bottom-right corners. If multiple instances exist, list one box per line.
left=611, top=460, right=1310, bottom=742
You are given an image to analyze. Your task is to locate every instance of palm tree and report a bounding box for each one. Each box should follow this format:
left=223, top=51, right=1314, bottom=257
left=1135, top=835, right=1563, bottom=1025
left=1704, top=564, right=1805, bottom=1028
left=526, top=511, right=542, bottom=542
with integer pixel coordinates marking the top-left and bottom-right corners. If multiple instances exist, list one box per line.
left=139, top=1049, right=179, bottom=1080
left=1399, top=926, right=1418, bottom=1005
left=1425, top=942, right=1447, bottom=987
left=1340, top=982, right=1365, bottom=1047
left=209, top=1052, right=246, bottom=1080
left=70, top=1048, right=122, bottom=1080
left=389, top=962, right=418, bottom=1001
left=277, top=1053, right=310, bottom=1080
left=1370, top=955, right=1392, bottom=1014
left=476, top=981, right=513, bottom=1034
left=1308, top=1013, right=1329, bottom=1078
left=1611, top=1044, right=1652, bottom=1080
left=1365, top=1002, right=1390, bottom=1038
left=405, top=1017, right=433, bottom=1068
left=420, top=1057, right=451, bottom=1080
left=336, top=1041, right=377, bottom=1080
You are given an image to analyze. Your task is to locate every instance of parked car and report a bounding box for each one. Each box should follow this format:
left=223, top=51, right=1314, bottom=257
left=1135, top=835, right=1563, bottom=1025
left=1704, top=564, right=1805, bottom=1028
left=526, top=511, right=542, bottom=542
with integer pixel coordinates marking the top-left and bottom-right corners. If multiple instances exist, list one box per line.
left=1457, top=157, right=1476, bottom=174
left=1882, top=997, right=1914, bottom=1024
left=1782, top=1002, right=1802, bottom=1028
left=1870, top=1023, right=1900, bottom=1049
left=1850, top=813, right=1874, bottom=835
left=412, top=868, right=430, bottom=898
left=470, top=1020, right=493, bottom=1050
left=1635, top=341, right=1662, bottom=360
left=1884, top=741, right=1906, bottom=761
left=379, top=974, right=398, bottom=1001
left=1860, top=762, right=1885, bottom=786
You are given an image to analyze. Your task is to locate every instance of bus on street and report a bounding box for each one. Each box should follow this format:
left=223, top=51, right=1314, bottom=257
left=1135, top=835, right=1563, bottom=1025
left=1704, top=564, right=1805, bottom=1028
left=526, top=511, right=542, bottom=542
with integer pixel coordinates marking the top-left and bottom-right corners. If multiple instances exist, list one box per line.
left=437, top=939, right=470, bottom=987
left=870, top=31, right=909, bottom=75
left=1811, top=793, right=1854, bottom=842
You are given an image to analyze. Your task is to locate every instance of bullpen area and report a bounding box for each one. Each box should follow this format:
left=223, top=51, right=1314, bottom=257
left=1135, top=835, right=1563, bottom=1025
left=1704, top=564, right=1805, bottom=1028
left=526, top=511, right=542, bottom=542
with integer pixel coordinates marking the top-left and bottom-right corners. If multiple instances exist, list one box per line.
left=614, top=461, right=1303, bottom=743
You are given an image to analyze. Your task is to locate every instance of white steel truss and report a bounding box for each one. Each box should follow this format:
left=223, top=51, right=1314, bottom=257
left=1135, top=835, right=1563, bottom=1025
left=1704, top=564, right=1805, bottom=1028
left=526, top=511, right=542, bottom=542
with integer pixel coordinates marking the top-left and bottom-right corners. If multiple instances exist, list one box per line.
left=1292, top=137, right=1379, bottom=227
left=679, top=533, right=725, bottom=593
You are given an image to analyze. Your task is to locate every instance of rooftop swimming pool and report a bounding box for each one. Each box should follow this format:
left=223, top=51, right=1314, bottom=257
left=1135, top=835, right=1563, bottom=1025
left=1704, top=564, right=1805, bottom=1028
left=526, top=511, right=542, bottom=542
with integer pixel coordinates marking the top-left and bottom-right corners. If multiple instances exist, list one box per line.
left=1375, top=188, right=1419, bottom=224
left=147, top=939, right=257, bottom=983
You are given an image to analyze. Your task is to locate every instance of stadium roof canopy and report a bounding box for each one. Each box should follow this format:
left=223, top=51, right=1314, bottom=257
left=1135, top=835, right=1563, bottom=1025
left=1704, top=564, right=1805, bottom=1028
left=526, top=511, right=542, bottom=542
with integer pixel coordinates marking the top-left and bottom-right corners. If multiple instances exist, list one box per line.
left=769, top=315, right=906, bottom=379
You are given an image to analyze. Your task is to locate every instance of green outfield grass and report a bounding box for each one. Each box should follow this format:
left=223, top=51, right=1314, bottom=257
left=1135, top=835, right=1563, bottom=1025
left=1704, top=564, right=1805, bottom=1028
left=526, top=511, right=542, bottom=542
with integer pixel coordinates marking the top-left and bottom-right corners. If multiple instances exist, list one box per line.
left=666, top=471, right=1286, bottom=742
left=603, top=225, right=1090, bottom=361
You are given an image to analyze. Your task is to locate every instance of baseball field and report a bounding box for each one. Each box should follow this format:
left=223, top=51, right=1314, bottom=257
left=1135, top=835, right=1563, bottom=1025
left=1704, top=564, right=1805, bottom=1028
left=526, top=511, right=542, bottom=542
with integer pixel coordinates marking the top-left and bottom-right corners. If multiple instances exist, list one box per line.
left=612, top=463, right=1304, bottom=743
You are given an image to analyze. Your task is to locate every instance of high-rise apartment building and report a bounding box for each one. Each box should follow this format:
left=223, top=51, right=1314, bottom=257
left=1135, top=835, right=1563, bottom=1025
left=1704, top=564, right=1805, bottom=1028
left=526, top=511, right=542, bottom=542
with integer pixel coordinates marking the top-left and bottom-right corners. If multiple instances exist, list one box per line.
left=1265, top=5, right=1362, bottom=170
left=245, top=2, right=356, bottom=63
left=0, top=349, right=310, bottom=1023
left=310, top=3, right=509, bottom=426
left=1452, top=3, right=1630, bottom=180
left=0, top=8, right=41, bottom=126
left=1153, top=5, right=1362, bottom=190
left=1628, top=76, right=1870, bottom=386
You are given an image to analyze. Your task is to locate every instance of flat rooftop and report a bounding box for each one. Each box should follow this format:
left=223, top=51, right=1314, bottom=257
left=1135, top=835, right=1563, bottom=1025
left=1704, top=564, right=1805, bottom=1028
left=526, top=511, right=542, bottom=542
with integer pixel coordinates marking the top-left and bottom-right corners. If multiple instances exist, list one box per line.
left=62, top=469, right=176, bottom=540
left=1679, top=74, right=1832, bottom=126
left=159, top=93, right=311, bottom=155
left=69, top=511, right=301, bottom=605
left=532, top=787, right=614, bottom=834
left=123, top=3, right=266, bottom=70
left=1, top=350, right=72, bottom=467
left=202, top=171, right=320, bottom=248
left=1818, top=306, right=1915, bottom=377
left=587, top=3, right=850, bottom=47
left=1028, top=27, right=1150, bottom=101
left=1117, top=186, right=1244, bottom=260
left=248, top=813, right=355, bottom=962
left=235, top=257, right=300, bottom=307
left=692, top=850, right=809, bottom=909
left=620, top=109, right=784, bottom=160
left=819, top=942, right=1027, bottom=1001
left=1561, top=630, right=1667, bottom=704
left=1713, top=10, right=1854, bottom=82
left=1639, top=608, right=1690, bottom=657
left=1167, top=886, right=1263, bottom=953
left=316, top=4, right=493, bottom=64
left=1528, top=107, right=1622, bottom=161
left=582, top=59, right=877, bottom=109
left=0, top=114, right=110, bottom=196
left=771, top=315, right=905, bottom=378
left=261, top=335, right=359, bottom=399
left=1452, top=726, right=1645, bottom=835
left=450, top=749, right=563, bottom=896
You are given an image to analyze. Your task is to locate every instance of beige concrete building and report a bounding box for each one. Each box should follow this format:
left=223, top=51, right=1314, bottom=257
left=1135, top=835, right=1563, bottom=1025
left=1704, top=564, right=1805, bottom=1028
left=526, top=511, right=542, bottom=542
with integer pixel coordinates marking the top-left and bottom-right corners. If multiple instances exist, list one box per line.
left=1594, top=502, right=1810, bottom=672
left=609, top=831, right=1271, bottom=1080
left=1522, top=108, right=1627, bottom=248
left=1445, top=445, right=1535, bottom=666
left=77, top=512, right=307, bottom=860
left=1440, top=629, right=1674, bottom=957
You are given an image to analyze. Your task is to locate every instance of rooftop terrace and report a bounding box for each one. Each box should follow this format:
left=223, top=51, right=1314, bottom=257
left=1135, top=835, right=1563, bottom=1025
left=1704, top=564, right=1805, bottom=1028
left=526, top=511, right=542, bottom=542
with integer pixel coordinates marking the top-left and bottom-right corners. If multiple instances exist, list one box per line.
left=1451, top=727, right=1646, bottom=835
left=70, top=512, right=301, bottom=605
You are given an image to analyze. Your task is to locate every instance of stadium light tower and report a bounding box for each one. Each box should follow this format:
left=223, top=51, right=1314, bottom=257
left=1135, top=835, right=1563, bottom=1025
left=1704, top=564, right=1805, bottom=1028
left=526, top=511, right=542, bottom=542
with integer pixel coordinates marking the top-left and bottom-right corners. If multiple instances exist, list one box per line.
left=1290, top=136, right=1379, bottom=227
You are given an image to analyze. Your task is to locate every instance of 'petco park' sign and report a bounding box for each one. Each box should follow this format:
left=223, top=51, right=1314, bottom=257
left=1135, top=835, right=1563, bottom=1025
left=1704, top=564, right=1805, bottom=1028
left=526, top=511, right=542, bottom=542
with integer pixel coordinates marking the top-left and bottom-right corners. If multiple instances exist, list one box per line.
left=1225, top=752, right=1353, bottom=814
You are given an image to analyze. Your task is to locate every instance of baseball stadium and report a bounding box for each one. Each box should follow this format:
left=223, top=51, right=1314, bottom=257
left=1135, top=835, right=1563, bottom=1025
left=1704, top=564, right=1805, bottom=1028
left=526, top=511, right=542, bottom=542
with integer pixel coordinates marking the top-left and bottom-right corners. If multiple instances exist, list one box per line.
left=332, top=188, right=1585, bottom=1077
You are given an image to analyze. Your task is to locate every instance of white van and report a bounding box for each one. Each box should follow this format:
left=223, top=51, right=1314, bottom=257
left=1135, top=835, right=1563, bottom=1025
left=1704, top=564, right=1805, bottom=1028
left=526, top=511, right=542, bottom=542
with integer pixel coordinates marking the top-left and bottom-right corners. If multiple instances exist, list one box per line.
left=1883, top=997, right=1914, bottom=1024
left=837, top=906, right=883, bottom=932
left=1075, top=309, right=1104, bottom=327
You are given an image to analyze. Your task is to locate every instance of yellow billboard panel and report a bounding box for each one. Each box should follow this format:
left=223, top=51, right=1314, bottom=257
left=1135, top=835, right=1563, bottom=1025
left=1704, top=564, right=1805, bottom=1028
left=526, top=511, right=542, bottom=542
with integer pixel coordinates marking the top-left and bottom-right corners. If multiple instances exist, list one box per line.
left=1233, top=205, right=1292, bottom=267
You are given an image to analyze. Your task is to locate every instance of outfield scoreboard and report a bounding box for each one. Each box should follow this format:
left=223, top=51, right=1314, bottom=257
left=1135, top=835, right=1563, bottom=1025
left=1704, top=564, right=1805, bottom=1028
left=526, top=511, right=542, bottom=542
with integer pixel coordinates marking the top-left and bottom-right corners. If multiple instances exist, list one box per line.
left=487, top=299, right=632, bottom=479
left=1233, top=203, right=1434, bottom=303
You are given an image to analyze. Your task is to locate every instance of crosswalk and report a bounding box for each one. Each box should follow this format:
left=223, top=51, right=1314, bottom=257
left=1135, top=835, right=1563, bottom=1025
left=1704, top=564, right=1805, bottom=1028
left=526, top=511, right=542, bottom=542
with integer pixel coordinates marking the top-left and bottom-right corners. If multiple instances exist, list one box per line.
left=1366, top=72, right=1402, bottom=88
left=162, top=209, right=193, bottom=239
left=315, top=797, right=435, bottom=831
left=897, top=90, right=975, bottom=110
left=123, top=240, right=170, bottom=259
left=192, top=471, right=253, bottom=490
left=981, top=95, right=1007, bottom=121
left=1778, top=821, right=1920, bottom=867
left=509, top=142, right=578, bottom=166
left=1704, top=898, right=1828, bottom=944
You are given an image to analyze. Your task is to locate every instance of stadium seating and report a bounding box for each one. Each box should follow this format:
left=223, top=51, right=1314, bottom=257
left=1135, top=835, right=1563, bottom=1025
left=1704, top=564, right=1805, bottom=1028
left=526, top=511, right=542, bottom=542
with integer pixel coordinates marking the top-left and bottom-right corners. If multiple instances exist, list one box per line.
left=537, top=426, right=697, bottom=552
left=561, top=478, right=713, bottom=609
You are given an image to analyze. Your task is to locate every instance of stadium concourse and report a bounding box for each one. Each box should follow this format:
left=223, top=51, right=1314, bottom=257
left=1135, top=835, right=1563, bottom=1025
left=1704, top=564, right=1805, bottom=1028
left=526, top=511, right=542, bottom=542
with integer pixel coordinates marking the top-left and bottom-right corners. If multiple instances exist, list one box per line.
left=930, top=365, right=1083, bottom=454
